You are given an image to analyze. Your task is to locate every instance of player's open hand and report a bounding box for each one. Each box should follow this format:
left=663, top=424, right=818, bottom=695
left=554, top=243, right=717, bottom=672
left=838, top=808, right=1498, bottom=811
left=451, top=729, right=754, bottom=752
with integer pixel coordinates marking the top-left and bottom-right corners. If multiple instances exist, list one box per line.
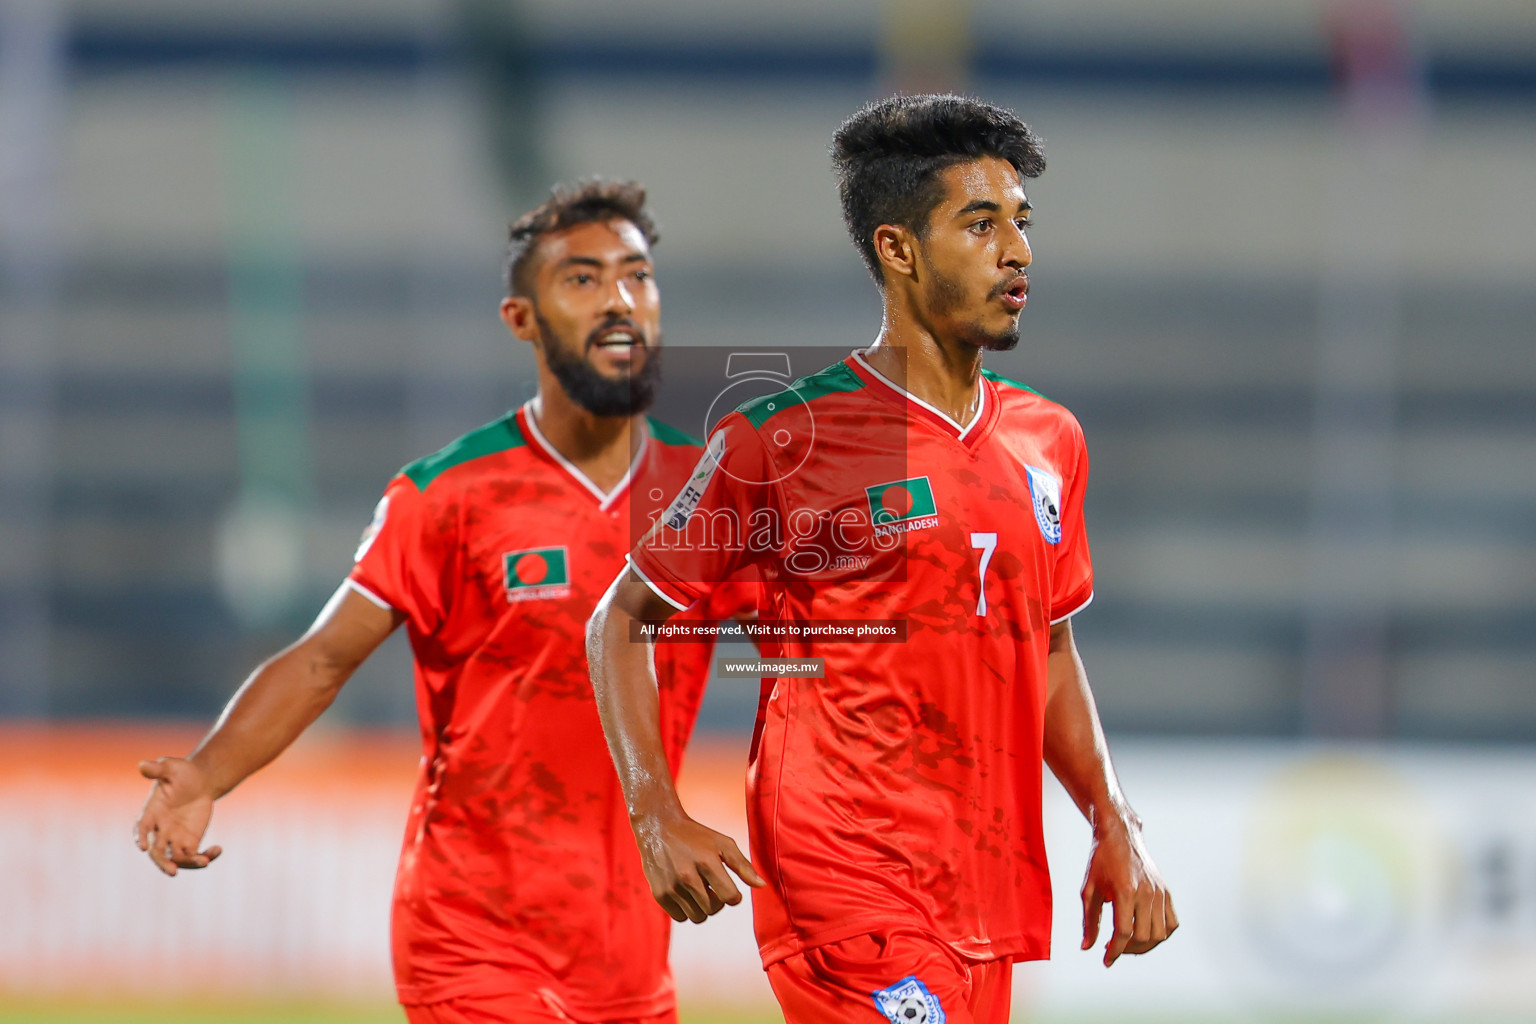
left=1080, top=818, right=1177, bottom=967
left=632, top=810, right=764, bottom=924
left=134, top=757, right=222, bottom=876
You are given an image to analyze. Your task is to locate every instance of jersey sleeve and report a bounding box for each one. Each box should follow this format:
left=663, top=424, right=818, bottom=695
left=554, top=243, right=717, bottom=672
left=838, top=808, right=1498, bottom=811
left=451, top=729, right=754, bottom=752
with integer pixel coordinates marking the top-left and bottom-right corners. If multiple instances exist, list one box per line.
left=629, top=415, right=782, bottom=611
left=651, top=565, right=761, bottom=771
left=707, top=569, right=762, bottom=621
left=1051, top=417, right=1095, bottom=622
left=348, top=474, right=454, bottom=635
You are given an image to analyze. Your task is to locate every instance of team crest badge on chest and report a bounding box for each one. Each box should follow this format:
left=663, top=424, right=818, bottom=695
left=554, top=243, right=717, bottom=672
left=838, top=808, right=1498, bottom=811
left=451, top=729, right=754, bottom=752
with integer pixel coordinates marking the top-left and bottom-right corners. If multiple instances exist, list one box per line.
left=503, top=547, right=570, bottom=602
left=872, top=975, right=945, bottom=1024
left=1024, top=463, right=1062, bottom=545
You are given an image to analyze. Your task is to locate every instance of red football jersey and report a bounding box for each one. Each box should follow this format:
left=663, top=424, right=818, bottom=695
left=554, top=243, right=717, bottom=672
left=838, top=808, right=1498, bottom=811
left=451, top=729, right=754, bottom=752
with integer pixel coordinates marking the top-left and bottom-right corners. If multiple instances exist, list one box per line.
left=629, top=352, right=1093, bottom=967
left=349, top=404, right=746, bottom=1019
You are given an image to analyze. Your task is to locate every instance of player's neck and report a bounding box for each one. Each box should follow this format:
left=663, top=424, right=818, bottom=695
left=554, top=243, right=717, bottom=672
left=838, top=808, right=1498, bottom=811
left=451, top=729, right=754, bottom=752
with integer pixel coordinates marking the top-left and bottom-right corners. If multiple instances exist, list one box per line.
left=864, top=308, right=984, bottom=427
left=529, top=389, right=645, bottom=493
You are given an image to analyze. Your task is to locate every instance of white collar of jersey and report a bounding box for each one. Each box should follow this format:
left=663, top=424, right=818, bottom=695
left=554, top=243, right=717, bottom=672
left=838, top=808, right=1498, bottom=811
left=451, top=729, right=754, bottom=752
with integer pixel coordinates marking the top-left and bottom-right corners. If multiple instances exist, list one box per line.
left=521, top=401, right=649, bottom=510
left=852, top=350, right=987, bottom=440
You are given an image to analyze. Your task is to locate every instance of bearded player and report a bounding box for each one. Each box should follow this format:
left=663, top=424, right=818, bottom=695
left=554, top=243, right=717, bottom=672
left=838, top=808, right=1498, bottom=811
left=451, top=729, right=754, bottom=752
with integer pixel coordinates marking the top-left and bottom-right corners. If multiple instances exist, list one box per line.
left=588, top=96, right=1177, bottom=1023
left=134, top=180, right=749, bottom=1024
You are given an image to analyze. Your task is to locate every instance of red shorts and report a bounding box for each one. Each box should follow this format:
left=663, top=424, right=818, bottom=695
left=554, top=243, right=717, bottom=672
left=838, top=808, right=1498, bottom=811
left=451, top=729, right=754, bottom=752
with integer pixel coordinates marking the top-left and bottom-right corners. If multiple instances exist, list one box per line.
left=404, top=994, right=679, bottom=1024
left=766, top=931, right=1012, bottom=1024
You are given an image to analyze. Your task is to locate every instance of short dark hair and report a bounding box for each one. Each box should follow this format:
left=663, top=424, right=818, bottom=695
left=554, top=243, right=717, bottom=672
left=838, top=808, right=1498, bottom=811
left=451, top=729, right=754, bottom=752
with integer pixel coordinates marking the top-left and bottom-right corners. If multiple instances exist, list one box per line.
left=503, top=178, right=659, bottom=296
left=832, top=94, right=1045, bottom=281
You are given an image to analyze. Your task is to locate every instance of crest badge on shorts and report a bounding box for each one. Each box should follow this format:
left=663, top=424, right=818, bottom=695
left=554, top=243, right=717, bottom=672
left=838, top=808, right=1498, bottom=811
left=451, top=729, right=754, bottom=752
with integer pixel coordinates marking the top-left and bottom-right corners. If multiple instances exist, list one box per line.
left=1023, top=463, right=1062, bottom=545
left=871, top=975, right=945, bottom=1024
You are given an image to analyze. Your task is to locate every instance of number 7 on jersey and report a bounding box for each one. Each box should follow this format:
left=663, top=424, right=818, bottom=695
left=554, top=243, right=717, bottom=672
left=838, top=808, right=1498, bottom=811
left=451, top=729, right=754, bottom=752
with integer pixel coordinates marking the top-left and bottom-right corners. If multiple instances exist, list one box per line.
left=970, top=532, right=998, bottom=616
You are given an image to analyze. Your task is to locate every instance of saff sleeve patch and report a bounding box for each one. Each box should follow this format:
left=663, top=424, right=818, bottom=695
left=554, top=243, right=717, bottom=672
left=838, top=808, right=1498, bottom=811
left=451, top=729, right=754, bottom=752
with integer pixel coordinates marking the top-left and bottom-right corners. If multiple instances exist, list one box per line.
left=662, top=429, right=726, bottom=530
left=354, top=496, right=389, bottom=562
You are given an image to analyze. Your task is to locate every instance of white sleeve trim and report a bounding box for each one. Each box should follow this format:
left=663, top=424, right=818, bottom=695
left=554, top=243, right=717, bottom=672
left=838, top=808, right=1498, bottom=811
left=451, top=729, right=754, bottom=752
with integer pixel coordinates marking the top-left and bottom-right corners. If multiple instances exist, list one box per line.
left=345, top=578, right=395, bottom=612
left=1050, top=590, right=1094, bottom=625
left=625, top=555, right=691, bottom=612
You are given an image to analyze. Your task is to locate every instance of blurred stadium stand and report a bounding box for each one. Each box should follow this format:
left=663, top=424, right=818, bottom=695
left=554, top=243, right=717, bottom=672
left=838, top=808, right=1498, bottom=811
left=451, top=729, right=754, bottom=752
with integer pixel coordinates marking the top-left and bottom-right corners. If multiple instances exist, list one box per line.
left=1, top=0, right=1533, bottom=741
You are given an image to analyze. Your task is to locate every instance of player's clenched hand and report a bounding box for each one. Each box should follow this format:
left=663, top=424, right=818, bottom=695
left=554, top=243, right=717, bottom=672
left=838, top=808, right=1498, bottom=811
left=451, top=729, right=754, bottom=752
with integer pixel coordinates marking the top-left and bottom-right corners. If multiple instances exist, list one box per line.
left=134, top=757, right=222, bottom=877
left=632, top=810, right=764, bottom=924
left=1080, top=818, right=1177, bottom=967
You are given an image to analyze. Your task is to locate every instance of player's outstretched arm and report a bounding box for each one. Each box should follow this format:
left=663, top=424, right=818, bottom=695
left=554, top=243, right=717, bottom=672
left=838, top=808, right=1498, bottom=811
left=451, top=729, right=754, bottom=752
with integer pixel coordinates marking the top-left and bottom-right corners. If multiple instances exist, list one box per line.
left=587, top=569, right=765, bottom=924
left=134, top=582, right=400, bottom=876
left=1042, top=618, right=1178, bottom=967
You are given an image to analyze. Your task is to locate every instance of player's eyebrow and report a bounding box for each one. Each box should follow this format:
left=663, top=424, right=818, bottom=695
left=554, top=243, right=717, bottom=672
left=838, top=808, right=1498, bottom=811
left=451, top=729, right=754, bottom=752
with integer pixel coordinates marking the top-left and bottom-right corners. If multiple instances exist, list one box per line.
left=957, top=199, right=1000, bottom=216
left=957, top=198, right=1033, bottom=217
left=555, top=253, right=650, bottom=271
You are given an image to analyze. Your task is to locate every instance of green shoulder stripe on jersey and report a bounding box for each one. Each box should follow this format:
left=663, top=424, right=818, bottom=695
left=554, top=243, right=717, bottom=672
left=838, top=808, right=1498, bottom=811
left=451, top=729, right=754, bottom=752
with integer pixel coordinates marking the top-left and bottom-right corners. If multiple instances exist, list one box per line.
left=738, top=361, right=866, bottom=429
left=981, top=367, right=1052, bottom=403
left=646, top=418, right=703, bottom=447
left=402, top=412, right=526, bottom=491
